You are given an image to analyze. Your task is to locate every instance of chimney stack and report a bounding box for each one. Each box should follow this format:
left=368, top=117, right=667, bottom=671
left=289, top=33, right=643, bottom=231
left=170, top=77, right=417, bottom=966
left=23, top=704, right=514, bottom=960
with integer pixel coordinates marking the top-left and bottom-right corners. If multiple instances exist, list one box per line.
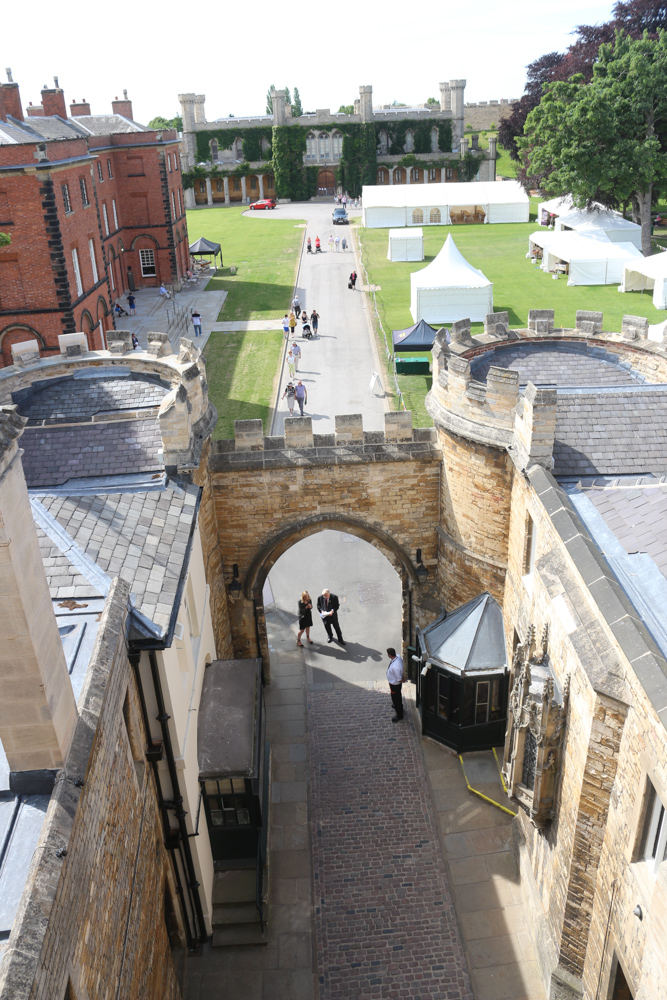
left=41, top=76, right=67, bottom=118
left=26, top=101, right=45, bottom=118
left=69, top=98, right=91, bottom=117
left=1, top=68, right=24, bottom=121
left=111, top=89, right=133, bottom=119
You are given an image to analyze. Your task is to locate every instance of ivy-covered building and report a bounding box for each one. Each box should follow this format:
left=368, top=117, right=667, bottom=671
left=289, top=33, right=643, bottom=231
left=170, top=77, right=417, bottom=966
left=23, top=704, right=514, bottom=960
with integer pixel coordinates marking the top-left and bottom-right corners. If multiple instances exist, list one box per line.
left=179, top=82, right=496, bottom=205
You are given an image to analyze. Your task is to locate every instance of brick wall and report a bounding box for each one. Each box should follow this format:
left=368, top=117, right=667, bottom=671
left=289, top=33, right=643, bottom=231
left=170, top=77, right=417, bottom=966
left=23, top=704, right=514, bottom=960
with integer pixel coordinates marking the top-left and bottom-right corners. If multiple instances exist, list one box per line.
left=0, top=579, right=182, bottom=1000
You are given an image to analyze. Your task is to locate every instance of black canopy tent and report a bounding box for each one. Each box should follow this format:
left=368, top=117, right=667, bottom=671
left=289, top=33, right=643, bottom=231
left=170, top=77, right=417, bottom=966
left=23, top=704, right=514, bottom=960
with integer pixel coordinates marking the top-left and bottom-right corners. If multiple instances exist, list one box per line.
left=392, top=319, right=438, bottom=353
left=189, top=236, right=223, bottom=272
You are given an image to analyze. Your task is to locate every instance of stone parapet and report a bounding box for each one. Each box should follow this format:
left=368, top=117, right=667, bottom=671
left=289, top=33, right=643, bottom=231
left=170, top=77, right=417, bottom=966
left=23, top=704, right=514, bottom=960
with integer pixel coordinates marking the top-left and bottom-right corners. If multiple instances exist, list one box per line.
left=211, top=412, right=439, bottom=471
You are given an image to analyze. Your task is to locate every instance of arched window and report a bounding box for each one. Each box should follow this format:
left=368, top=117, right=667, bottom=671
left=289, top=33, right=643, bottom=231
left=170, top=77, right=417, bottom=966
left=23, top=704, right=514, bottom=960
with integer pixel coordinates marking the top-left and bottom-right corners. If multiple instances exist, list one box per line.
left=318, top=132, right=330, bottom=159
left=234, top=138, right=243, bottom=160
left=393, top=168, right=403, bottom=184
left=306, top=133, right=317, bottom=160
left=210, top=139, right=219, bottom=162
left=332, top=132, right=343, bottom=159
left=404, top=129, right=414, bottom=152
left=412, top=209, right=424, bottom=225
left=429, top=208, right=441, bottom=224
left=411, top=168, right=420, bottom=182
left=431, top=127, right=438, bottom=153
left=377, top=169, right=387, bottom=185
left=378, top=130, right=388, bottom=155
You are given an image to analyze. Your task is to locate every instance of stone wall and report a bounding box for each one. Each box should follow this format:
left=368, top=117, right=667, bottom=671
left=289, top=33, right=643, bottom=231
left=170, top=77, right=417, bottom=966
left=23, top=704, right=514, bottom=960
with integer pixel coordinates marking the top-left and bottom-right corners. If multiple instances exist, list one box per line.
left=464, top=100, right=516, bottom=132
left=0, top=578, right=182, bottom=1000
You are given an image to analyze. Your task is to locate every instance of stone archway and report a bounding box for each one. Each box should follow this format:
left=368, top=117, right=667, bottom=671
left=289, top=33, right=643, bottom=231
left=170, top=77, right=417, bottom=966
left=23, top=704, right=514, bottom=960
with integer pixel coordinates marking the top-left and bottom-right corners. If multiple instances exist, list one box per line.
left=230, top=513, right=421, bottom=681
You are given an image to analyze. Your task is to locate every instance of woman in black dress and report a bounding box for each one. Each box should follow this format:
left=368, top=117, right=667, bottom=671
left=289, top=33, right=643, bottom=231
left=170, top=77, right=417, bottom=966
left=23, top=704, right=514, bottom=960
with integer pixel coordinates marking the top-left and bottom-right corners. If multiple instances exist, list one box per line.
left=297, top=590, right=314, bottom=647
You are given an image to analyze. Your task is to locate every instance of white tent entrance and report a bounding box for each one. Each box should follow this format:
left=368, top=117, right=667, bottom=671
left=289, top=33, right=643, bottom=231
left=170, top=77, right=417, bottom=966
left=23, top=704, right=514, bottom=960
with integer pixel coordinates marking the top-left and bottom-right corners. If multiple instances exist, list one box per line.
left=410, top=234, right=493, bottom=323
left=620, top=251, right=667, bottom=309
left=555, top=207, right=641, bottom=249
left=528, top=231, right=642, bottom=286
left=388, top=228, right=424, bottom=262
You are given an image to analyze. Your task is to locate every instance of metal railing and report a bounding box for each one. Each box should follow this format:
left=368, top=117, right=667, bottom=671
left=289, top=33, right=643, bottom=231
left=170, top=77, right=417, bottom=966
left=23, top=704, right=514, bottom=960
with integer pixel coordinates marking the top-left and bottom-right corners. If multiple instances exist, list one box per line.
left=255, top=740, right=271, bottom=933
left=356, top=232, right=407, bottom=411
left=165, top=301, right=191, bottom=342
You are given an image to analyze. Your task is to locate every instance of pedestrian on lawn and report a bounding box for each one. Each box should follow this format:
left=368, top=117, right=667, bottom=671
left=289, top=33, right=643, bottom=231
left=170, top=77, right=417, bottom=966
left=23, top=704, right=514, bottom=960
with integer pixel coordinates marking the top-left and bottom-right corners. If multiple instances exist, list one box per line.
left=191, top=310, right=202, bottom=337
left=295, top=380, right=307, bottom=416
left=328, top=235, right=335, bottom=252
left=286, top=348, right=296, bottom=378
left=297, top=591, right=314, bottom=646
left=291, top=341, right=301, bottom=370
left=386, top=647, right=405, bottom=722
left=289, top=311, right=297, bottom=336
left=310, top=309, right=319, bottom=334
left=282, top=381, right=296, bottom=416
left=127, top=292, right=136, bottom=315
left=317, top=589, right=345, bottom=645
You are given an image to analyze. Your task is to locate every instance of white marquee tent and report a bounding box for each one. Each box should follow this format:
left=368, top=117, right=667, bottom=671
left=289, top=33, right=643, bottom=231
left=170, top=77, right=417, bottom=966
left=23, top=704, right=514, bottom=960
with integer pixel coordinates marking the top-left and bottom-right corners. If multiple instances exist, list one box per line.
left=387, top=228, right=424, bottom=261
left=620, top=250, right=667, bottom=309
left=410, top=234, right=493, bottom=323
left=528, top=230, right=642, bottom=286
left=537, top=195, right=573, bottom=226
left=555, top=207, right=642, bottom=249
left=363, top=181, right=529, bottom=229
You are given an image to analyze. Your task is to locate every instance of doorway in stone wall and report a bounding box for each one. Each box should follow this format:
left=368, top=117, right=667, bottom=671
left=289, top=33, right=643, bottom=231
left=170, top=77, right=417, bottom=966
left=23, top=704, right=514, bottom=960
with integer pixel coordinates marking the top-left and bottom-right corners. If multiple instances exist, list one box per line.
left=262, top=530, right=404, bottom=687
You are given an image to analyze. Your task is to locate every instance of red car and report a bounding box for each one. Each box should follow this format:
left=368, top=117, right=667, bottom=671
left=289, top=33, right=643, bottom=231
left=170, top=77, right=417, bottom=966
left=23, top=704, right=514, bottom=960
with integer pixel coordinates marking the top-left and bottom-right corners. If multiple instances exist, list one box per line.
left=249, top=198, right=276, bottom=210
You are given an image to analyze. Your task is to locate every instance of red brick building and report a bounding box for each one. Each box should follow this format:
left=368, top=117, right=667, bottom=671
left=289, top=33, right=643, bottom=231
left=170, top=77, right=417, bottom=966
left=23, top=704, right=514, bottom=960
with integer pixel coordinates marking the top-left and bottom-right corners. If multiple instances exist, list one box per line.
left=0, top=75, right=188, bottom=367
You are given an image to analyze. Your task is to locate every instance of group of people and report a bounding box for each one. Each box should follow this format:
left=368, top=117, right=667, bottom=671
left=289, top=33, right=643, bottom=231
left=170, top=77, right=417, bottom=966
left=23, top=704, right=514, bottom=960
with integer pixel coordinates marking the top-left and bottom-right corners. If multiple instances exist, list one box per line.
left=282, top=294, right=317, bottom=416
left=306, top=234, right=349, bottom=253
left=296, top=590, right=406, bottom=722
left=333, top=194, right=361, bottom=208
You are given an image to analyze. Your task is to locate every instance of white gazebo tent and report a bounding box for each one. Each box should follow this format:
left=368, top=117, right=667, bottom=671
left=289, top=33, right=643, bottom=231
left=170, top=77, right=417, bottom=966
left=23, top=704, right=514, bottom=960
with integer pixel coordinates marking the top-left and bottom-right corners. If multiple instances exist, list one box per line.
left=537, top=195, right=573, bottom=226
left=555, top=207, right=641, bottom=249
left=620, top=250, right=667, bottom=309
left=362, top=181, right=529, bottom=229
left=528, top=230, right=642, bottom=286
left=410, top=234, right=493, bottom=323
left=387, top=228, right=424, bottom=261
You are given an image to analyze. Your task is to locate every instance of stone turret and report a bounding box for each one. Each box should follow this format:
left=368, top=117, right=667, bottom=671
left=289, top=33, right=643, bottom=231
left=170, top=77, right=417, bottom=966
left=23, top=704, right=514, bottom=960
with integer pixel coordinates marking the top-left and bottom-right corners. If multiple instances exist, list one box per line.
left=359, top=85, right=373, bottom=123
left=449, top=79, right=466, bottom=149
left=439, top=81, right=451, bottom=112
left=178, top=92, right=206, bottom=166
left=271, top=88, right=286, bottom=126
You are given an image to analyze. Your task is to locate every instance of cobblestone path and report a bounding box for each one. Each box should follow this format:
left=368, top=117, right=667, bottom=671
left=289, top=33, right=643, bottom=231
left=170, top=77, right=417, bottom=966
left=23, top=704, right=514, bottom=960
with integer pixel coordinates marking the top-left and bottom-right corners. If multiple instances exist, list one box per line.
left=309, top=687, right=474, bottom=1000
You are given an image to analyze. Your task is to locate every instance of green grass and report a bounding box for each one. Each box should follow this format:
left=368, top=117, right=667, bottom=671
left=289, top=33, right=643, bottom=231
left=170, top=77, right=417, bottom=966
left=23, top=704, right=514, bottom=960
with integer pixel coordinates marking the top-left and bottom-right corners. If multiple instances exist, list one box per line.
left=359, top=219, right=667, bottom=426
left=186, top=205, right=304, bottom=321
left=202, top=330, right=284, bottom=438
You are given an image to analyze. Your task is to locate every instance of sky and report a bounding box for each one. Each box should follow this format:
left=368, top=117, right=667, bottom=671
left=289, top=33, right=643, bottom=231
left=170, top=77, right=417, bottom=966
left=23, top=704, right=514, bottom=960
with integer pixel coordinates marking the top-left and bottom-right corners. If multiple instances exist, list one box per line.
left=3, top=0, right=617, bottom=126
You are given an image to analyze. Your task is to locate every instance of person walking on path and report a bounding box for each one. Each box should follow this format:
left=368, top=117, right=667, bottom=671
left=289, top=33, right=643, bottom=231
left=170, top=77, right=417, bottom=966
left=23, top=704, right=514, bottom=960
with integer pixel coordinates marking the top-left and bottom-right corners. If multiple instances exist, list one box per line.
left=297, top=591, right=314, bottom=646
left=295, top=380, right=307, bottom=416
left=328, top=235, right=335, bottom=252
left=310, top=309, right=320, bottom=335
left=386, top=647, right=405, bottom=722
left=291, top=341, right=301, bottom=371
left=342, top=237, right=347, bottom=251
left=349, top=271, right=357, bottom=289
left=317, top=589, right=345, bottom=645
left=289, top=311, right=297, bottom=336
left=293, top=294, right=301, bottom=316
left=282, top=314, right=290, bottom=339
left=127, top=293, right=136, bottom=315
left=191, top=310, right=202, bottom=337
left=282, top=381, right=296, bottom=416
left=335, top=235, right=341, bottom=252
left=286, top=348, right=296, bottom=378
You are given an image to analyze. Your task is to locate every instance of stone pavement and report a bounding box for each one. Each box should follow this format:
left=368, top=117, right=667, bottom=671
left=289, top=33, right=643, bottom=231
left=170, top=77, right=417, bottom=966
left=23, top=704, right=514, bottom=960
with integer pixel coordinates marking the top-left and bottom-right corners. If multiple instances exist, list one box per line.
left=111, top=282, right=227, bottom=351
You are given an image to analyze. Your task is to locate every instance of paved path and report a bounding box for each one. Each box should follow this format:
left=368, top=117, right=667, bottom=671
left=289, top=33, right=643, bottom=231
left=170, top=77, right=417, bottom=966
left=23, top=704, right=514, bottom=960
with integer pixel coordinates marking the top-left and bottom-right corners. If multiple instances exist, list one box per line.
left=238, top=203, right=387, bottom=435
left=111, top=283, right=227, bottom=351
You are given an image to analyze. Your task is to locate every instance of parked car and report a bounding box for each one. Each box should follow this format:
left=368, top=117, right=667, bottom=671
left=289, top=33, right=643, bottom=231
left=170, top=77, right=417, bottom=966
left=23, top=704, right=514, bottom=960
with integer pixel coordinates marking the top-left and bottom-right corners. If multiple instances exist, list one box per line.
left=332, top=207, right=349, bottom=225
left=249, top=199, right=276, bottom=210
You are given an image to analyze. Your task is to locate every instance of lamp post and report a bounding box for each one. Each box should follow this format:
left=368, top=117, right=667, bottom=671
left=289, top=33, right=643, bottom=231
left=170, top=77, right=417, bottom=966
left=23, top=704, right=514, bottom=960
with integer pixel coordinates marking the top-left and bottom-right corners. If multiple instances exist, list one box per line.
left=228, top=563, right=242, bottom=601
left=415, top=548, right=429, bottom=584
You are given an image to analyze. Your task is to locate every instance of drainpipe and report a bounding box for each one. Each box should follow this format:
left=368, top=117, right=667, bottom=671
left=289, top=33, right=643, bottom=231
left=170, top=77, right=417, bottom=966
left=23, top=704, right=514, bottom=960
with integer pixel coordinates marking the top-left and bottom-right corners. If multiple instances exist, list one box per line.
left=128, top=651, right=197, bottom=950
left=147, top=649, right=208, bottom=944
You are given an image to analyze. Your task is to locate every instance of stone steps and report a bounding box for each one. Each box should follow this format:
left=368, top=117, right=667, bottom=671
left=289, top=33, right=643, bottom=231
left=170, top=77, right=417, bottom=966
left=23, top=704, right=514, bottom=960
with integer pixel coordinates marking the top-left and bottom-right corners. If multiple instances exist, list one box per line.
left=212, top=916, right=269, bottom=948
left=211, top=865, right=269, bottom=946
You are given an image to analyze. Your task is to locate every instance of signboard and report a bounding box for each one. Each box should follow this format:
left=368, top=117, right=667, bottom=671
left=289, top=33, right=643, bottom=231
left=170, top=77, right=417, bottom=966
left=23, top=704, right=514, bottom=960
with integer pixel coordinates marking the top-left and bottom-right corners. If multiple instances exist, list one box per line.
left=368, top=371, right=381, bottom=394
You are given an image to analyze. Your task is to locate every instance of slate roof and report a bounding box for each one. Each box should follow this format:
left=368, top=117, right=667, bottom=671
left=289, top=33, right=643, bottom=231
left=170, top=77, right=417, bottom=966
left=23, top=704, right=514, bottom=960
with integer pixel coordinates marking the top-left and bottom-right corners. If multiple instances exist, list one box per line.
left=584, top=479, right=667, bottom=577
left=21, top=421, right=163, bottom=487
left=34, top=484, right=198, bottom=631
left=10, top=116, right=84, bottom=141
left=471, top=342, right=643, bottom=387
left=553, top=388, right=667, bottom=477
left=0, top=121, right=39, bottom=145
left=17, top=374, right=167, bottom=422
left=71, top=115, right=148, bottom=134
left=417, top=592, right=507, bottom=674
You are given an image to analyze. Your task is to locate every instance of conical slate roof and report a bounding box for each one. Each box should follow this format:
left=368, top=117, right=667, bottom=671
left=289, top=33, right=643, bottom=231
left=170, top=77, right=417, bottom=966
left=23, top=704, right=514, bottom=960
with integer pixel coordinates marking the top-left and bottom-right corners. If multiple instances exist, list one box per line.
left=412, top=234, right=491, bottom=290
left=392, top=319, right=437, bottom=352
left=418, top=592, right=507, bottom=675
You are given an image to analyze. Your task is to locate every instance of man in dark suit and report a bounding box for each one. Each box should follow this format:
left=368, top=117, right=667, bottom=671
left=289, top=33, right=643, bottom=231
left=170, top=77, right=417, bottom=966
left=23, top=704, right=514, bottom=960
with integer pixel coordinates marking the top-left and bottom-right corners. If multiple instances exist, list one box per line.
left=317, top=589, right=346, bottom=645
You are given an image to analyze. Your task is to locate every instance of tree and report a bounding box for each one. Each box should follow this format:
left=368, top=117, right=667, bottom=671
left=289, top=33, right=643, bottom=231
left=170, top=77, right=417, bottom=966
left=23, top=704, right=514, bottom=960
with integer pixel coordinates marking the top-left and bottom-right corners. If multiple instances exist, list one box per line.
left=391, top=100, right=407, bottom=108
left=284, top=87, right=292, bottom=107
left=266, top=86, right=275, bottom=115
left=425, top=97, right=439, bottom=106
left=0, top=232, right=10, bottom=248
left=148, top=114, right=183, bottom=131
left=292, top=88, right=303, bottom=117
left=520, top=30, right=667, bottom=255
left=459, top=150, right=482, bottom=182
left=338, top=104, right=355, bottom=115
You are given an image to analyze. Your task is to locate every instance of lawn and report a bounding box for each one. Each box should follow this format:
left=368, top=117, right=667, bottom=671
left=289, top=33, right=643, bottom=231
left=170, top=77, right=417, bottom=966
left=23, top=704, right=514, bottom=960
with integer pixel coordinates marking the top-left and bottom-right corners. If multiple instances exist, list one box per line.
left=186, top=205, right=304, bottom=322
left=202, top=330, right=284, bottom=438
left=358, top=218, right=667, bottom=427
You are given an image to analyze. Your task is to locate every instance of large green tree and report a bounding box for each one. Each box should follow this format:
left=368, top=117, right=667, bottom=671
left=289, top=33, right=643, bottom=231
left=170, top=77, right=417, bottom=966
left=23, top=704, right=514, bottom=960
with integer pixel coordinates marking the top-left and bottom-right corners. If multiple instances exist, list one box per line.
left=292, top=88, right=303, bottom=117
left=148, top=114, right=183, bottom=131
left=520, top=29, right=667, bottom=255
left=266, top=86, right=275, bottom=115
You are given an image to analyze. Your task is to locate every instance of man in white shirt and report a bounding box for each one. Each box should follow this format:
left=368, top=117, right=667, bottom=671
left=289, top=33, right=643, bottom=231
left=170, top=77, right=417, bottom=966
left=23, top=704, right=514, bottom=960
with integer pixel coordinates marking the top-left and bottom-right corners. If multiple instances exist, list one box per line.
left=386, top=647, right=405, bottom=722
left=291, top=341, right=301, bottom=371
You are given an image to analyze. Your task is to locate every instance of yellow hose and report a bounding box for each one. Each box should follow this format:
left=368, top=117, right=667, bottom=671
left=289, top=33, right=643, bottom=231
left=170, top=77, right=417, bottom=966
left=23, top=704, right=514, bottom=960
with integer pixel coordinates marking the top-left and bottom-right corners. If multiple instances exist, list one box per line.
left=493, top=747, right=510, bottom=794
left=458, top=754, right=517, bottom=818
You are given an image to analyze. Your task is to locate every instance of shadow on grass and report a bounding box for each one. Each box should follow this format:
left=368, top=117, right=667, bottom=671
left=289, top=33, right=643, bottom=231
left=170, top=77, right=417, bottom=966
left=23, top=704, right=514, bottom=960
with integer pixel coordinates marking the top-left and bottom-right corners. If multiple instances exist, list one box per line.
left=204, top=329, right=284, bottom=439
left=213, top=397, right=272, bottom=440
